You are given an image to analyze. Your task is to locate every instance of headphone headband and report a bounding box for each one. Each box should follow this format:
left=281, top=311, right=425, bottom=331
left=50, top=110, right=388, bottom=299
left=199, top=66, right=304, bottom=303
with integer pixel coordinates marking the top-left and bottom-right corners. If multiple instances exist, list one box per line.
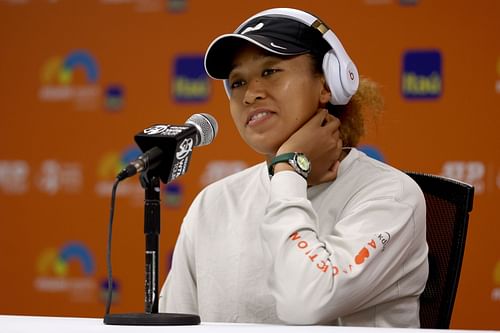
left=219, top=8, right=359, bottom=105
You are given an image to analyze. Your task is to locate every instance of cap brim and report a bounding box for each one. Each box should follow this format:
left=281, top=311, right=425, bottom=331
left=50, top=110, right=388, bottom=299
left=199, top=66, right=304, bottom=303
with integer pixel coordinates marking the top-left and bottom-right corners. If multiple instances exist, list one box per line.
left=204, top=33, right=308, bottom=80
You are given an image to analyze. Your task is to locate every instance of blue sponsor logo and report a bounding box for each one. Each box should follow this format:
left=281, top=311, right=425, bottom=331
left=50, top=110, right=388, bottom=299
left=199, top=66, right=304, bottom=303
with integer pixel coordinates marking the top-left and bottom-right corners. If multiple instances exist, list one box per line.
left=162, top=182, right=183, bottom=208
left=167, top=0, right=187, bottom=12
left=173, top=55, right=210, bottom=103
left=400, top=0, right=418, bottom=5
left=358, top=144, right=385, bottom=162
left=402, top=50, right=442, bottom=100
left=105, top=85, right=124, bottom=111
left=100, top=278, right=120, bottom=303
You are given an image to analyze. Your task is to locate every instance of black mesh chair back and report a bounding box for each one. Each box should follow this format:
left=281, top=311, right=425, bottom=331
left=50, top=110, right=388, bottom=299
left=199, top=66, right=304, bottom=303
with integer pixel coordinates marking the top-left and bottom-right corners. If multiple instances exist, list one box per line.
left=405, top=172, right=474, bottom=329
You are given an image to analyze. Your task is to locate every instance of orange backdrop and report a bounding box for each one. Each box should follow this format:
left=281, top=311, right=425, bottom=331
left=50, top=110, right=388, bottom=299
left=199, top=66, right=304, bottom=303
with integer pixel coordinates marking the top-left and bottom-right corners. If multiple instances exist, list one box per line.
left=0, top=0, right=499, bottom=330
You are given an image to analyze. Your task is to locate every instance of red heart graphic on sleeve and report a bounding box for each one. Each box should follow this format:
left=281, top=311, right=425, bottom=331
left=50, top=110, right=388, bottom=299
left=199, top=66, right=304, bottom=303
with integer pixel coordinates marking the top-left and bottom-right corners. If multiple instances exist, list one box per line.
left=355, top=247, right=370, bottom=265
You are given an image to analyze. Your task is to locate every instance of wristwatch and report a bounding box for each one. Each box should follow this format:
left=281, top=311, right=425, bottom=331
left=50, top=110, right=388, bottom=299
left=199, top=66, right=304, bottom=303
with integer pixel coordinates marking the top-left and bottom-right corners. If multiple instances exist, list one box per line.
left=268, top=152, right=311, bottom=179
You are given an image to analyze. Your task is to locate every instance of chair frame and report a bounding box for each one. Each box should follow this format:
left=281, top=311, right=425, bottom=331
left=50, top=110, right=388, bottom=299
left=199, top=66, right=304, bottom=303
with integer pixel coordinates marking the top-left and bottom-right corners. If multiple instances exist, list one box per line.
left=405, top=171, right=474, bottom=329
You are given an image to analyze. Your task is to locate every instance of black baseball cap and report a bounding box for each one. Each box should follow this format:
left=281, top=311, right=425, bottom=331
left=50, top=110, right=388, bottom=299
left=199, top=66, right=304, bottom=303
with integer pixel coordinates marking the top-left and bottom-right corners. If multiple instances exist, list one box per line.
left=204, top=16, right=330, bottom=80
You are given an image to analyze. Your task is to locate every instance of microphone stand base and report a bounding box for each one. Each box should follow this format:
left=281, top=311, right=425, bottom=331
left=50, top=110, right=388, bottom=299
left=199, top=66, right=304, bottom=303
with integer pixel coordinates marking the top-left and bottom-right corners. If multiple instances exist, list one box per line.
left=103, top=312, right=200, bottom=326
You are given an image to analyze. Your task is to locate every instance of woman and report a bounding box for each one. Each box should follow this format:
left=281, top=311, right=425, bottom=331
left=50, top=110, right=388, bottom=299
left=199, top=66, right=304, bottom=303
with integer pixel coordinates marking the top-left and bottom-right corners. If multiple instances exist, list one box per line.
left=159, top=8, right=428, bottom=327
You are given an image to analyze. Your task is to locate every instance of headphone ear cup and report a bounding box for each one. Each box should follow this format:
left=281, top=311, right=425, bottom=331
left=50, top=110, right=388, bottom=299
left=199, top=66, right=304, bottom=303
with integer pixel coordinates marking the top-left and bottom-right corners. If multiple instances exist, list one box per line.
left=322, top=50, right=350, bottom=105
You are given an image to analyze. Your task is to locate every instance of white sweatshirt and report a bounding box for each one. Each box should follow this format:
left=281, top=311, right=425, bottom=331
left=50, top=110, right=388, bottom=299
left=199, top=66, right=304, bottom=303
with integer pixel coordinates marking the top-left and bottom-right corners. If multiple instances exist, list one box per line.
left=159, top=148, right=429, bottom=327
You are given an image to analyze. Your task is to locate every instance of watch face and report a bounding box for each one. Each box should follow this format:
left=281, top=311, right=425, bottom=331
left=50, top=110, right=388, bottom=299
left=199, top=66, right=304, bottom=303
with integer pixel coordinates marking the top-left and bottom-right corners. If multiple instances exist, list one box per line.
left=296, top=154, right=310, bottom=172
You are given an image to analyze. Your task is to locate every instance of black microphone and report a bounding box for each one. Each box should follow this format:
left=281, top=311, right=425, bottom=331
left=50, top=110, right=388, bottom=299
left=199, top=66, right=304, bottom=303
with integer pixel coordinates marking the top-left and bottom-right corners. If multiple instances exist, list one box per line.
left=117, top=113, right=218, bottom=183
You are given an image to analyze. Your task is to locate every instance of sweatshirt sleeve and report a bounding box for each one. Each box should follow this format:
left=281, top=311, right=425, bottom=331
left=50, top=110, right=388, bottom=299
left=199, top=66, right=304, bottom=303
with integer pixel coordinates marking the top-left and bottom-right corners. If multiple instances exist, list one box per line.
left=159, top=219, right=198, bottom=315
left=261, top=170, right=427, bottom=325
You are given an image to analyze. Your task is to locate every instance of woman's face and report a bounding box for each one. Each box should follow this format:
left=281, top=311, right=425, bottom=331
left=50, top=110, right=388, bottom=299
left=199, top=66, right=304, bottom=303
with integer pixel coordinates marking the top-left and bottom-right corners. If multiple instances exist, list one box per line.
left=228, top=44, right=330, bottom=157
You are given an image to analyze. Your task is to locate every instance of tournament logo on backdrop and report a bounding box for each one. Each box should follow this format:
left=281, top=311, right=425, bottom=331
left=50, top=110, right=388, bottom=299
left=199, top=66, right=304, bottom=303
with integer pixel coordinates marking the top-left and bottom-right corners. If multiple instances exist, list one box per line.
left=0, top=159, right=83, bottom=196
left=38, top=50, right=101, bottom=111
left=0, top=160, right=29, bottom=195
left=401, top=50, right=442, bottom=100
left=95, top=145, right=144, bottom=204
left=200, top=160, right=248, bottom=186
left=34, top=241, right=97, bottom=302
left=172, top=55, right=210, bottom=103
left=441, top=160, right=485, bottom=194
left=36, top=160, right=83, bottom=196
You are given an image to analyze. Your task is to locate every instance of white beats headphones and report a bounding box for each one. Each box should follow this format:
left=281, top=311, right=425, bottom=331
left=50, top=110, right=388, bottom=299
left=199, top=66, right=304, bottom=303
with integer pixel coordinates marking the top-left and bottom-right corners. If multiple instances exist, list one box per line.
left=223, top=8, right=359, bottom=105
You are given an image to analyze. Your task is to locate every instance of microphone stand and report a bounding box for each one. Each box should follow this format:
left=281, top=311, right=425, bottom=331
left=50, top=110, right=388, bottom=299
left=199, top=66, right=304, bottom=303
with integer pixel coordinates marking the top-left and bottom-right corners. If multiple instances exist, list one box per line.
left=104, top=173, right=200, bottom=325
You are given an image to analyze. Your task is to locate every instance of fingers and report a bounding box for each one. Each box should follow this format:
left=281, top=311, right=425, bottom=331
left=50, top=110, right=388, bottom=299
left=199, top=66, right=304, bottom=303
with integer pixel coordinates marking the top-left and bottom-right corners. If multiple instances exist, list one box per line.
left=311, top=108, right=329, bottom=127
left=316, top=109, right=341, bottom=147
left=309, top=108, right=340, bottom=130
left=315, top=108, right=339, bottom=130
left=323, top=113, right=340, bottom=131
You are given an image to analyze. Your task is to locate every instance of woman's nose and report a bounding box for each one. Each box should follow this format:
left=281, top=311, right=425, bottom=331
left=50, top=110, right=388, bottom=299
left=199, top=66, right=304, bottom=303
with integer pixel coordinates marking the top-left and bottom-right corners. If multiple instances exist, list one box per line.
left=243, top=78, right=266, bottom=105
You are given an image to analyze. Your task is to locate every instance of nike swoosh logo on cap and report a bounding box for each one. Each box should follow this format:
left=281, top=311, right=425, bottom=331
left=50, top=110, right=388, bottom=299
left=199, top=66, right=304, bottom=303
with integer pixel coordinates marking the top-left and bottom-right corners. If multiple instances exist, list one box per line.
left=270, top=42, right=287, bottom=50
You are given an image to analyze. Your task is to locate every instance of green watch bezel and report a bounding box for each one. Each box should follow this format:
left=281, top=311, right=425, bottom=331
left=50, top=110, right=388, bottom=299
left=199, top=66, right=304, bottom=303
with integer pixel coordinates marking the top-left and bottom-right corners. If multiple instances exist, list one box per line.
left=268, top=152, right=311, bottom=179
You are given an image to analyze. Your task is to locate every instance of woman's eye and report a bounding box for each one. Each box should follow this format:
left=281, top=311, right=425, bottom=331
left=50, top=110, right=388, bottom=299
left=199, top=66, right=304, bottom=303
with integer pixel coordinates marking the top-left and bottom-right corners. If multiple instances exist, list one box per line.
left=262, top=68, right=279, bottom=77
left=230, top=80, right=245, bottom=89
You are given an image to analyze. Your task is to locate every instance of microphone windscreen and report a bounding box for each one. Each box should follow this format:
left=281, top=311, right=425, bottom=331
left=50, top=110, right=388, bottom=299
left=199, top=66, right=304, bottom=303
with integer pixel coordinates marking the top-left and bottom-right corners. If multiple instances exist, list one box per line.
left=186, top=113, right=218, bottom=146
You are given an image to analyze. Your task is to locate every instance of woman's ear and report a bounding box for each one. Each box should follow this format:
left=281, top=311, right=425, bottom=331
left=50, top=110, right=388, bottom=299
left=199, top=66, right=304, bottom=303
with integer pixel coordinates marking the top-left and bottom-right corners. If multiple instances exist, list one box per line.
left=319, top=76, right=332, bottom=105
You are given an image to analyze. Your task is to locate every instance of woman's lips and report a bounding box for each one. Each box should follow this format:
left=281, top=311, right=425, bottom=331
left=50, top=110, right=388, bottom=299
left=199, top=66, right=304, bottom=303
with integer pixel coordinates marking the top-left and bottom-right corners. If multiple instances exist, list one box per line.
left=246, top=110, right=274, bottom=126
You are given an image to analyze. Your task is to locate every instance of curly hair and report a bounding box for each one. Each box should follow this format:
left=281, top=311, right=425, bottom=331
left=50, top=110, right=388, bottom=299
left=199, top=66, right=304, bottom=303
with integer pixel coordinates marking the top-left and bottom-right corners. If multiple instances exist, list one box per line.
left=308, top=51, right=384, bottom=147
left=327, top=77, right=384, bottom=147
